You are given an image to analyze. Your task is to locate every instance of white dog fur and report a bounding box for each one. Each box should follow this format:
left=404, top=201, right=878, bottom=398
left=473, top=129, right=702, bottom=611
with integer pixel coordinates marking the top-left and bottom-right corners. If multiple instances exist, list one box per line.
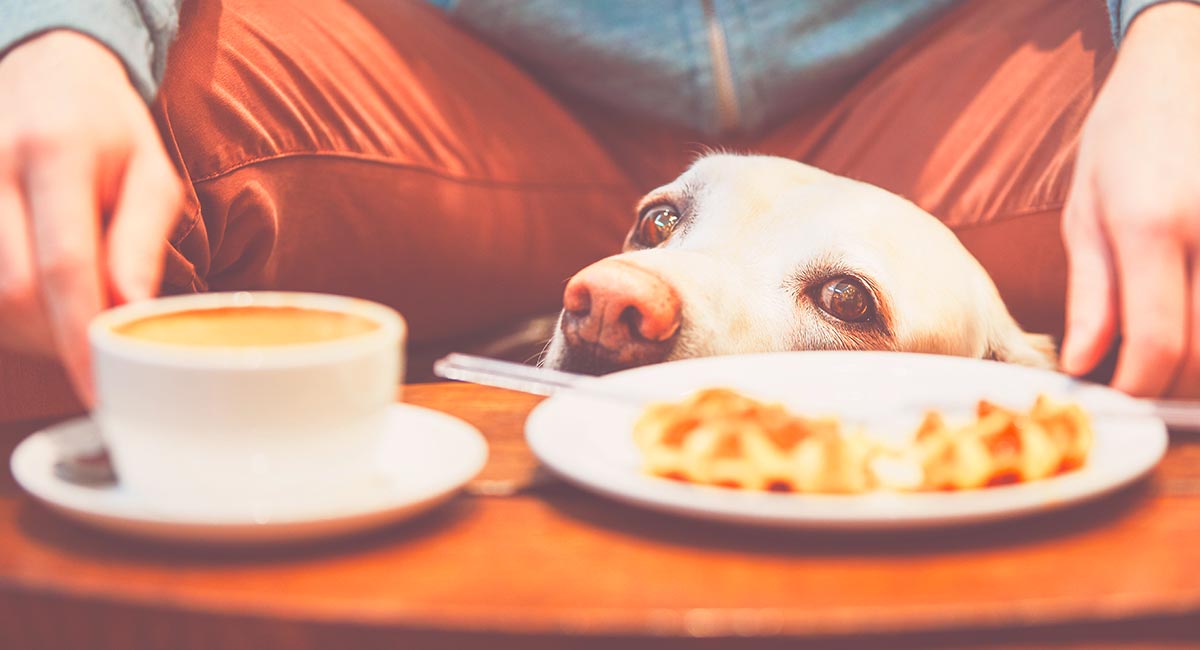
left=543, top=154, right=1055, bottom=373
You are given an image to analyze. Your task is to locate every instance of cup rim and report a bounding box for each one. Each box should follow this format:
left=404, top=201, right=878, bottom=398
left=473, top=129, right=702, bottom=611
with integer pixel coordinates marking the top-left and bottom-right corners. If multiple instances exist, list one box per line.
left=89, top=291, right=406, bottom=368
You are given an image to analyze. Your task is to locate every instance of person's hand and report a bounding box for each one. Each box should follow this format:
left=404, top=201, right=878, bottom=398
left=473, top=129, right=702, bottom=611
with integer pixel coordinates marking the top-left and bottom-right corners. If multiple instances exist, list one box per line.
left=1061, top=2, right=1200, bottom=398
left=0, top=31, right=183, bottom=405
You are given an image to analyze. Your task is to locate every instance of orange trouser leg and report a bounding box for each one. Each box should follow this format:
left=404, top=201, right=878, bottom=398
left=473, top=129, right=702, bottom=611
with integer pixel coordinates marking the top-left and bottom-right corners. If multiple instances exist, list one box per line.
left=157, top=0, right=638, bottom=343
left=757, top=0, right=1115, bottom=339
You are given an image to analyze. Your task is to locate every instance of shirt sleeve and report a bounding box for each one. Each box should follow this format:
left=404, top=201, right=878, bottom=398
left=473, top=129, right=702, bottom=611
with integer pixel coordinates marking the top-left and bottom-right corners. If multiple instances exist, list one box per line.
left=0, top=0, right=183, bottom=102
left=1107, top=0, right=1200, bottom=43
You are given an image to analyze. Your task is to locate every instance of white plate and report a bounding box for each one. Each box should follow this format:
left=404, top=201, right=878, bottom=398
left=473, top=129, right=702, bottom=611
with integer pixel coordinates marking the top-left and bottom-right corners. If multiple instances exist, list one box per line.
left=526, top=352, right=1168, bottom=530
left=11, top=404, right=487, bottom=544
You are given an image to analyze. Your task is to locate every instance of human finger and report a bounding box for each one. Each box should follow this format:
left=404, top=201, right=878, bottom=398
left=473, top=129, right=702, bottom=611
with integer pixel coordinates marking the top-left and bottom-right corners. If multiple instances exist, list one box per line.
left=24, top=148, right=105, bottom=405
left=105, top=146, right=183, bottom=304
left=1109, top=227, right=1188, bottom=397
left=1060, top=180, right=1119, bottom=377
left=1168, top=253, right=1200, bottom=397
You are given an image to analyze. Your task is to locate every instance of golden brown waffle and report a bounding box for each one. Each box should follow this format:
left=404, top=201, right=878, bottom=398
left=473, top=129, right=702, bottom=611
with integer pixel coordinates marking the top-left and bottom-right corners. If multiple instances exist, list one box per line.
left=632, top=389, right=1092, bottom=494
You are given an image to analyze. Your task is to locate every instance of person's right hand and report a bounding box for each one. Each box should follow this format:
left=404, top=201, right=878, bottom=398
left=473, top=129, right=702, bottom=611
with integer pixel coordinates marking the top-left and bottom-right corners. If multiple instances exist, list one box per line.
left=0, top=30, right=183, bottom=405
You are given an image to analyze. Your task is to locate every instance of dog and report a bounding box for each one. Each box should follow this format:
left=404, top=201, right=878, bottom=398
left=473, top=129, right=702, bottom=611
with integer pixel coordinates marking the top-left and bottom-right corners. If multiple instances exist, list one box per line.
left=542, top=154, right=1055, bottom=374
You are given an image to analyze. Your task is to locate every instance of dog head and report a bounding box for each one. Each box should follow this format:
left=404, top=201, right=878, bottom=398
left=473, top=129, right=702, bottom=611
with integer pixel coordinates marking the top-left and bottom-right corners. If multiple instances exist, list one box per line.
left=542, top=154, right=1055, bottom=373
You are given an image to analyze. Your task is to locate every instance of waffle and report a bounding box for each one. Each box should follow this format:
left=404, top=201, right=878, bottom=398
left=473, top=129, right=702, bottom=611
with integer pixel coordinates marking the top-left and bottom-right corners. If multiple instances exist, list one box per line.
left=632, top=388, right=1092, bottom=494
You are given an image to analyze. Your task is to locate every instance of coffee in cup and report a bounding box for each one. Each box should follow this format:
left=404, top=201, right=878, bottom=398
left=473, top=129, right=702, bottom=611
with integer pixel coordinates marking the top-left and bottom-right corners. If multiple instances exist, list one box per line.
left=113, top=306, right=380, bottom=347
left=88, top=292, right=405, bottom=517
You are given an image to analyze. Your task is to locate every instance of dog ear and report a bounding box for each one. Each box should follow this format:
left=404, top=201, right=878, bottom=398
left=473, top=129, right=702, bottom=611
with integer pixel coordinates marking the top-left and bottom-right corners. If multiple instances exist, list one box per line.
left=985, top=326, right=1058, bottom=369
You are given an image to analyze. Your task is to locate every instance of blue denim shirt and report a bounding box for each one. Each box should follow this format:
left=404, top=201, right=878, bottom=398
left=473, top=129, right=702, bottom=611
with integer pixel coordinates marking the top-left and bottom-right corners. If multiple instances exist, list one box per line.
left=0, top=0, right=1190, bottom=134
left=434, top=0, right=959, bottom=134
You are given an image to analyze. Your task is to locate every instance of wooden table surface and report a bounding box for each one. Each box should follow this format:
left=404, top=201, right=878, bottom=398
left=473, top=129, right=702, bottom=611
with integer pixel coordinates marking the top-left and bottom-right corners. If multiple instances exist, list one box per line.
left=1, top=383, right=1198, bottom=650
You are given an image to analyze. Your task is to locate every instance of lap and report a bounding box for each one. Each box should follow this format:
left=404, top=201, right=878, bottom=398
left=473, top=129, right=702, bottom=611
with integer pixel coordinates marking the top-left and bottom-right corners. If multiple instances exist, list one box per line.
left=158, top=0, right=1112, bottom=345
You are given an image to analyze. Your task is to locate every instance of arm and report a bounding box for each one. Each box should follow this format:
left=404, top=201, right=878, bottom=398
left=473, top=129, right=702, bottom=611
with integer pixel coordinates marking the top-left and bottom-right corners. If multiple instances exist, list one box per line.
left=1106, top=0, right=1200, bottom=41
left=0, top=0, right=182, bottom=101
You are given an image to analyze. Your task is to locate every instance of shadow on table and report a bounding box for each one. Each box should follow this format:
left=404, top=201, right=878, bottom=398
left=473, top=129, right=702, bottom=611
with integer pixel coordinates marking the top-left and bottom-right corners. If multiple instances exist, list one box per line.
left=5, top=588, right=1199, bottom=650
left=12, top=493, right=478, bottom=566
left=538, top=478, right=1151, bottom=557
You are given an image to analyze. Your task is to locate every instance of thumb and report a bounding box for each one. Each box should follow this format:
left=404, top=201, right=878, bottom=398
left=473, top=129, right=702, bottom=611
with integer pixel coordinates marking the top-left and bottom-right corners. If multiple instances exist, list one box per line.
left=105, top=146, right=184, bottom=305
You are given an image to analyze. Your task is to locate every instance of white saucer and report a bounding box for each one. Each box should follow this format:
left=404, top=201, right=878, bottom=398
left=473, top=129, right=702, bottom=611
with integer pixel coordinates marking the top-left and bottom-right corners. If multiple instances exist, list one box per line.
left=11, top=404, right=488, bottom=544
left=526, top=352, right=1169, bottom=530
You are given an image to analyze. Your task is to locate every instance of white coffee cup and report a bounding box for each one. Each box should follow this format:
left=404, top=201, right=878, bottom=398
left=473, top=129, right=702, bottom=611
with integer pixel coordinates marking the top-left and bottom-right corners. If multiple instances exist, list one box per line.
left=88, top=291, right=405, bottom=517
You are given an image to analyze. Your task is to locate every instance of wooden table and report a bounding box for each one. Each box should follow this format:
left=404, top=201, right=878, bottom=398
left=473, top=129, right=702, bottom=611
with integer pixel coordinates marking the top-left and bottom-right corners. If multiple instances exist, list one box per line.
left=1, top=383, right=1198, bottom=649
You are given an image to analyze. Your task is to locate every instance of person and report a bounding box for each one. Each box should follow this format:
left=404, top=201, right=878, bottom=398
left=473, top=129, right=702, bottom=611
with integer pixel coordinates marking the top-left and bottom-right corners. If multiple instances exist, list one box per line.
left=0, top=0, right=1197, bottom=422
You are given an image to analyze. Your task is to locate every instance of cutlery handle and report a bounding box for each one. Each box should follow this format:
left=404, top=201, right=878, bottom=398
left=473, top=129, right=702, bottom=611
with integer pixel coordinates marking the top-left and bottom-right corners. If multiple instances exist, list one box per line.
left=1144, top=400, right=1200, bottom=432
left=433, top=354, right=644, bottom=405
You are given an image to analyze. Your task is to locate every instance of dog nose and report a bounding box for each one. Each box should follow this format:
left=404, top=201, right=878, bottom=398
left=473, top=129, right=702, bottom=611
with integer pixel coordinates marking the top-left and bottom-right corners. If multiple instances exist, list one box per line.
left=561, top=260, right=681, bottom=367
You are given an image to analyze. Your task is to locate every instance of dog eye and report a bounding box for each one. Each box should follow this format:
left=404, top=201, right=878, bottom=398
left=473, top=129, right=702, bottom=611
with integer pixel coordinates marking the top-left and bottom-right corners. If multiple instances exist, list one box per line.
left=817, top=277, right=875, bottom=323
left=633, top=204, right=681, bottom=247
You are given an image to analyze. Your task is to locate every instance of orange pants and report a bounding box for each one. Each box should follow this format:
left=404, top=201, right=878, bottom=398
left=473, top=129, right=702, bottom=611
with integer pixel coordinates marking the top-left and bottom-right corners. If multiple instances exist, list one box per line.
left=0, top=0, right=1114, bottom=421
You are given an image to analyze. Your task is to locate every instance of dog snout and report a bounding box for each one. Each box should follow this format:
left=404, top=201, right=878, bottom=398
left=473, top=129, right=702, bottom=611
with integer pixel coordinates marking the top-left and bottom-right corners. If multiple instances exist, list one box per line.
left=559, top=259, right=681, bottom=370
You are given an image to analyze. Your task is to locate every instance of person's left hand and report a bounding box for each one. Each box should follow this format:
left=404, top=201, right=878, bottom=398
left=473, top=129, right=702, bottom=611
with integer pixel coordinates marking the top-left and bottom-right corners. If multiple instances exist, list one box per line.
left=1060, top=1, right=1200, bottom=398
